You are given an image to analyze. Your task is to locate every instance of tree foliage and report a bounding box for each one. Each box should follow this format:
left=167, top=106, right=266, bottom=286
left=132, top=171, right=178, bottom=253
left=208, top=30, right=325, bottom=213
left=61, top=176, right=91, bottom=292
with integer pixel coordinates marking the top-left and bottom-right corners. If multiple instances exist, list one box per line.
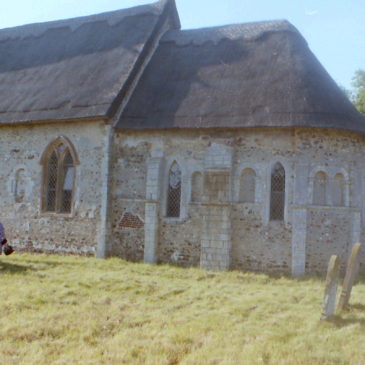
left=352, top=69, right=365, bottom=116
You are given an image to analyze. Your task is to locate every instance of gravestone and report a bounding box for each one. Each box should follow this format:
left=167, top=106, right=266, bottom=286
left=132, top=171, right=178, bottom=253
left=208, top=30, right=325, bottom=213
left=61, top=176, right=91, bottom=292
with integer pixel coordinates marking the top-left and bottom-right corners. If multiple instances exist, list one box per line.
left=337, top=243, right=362, bottom=311
left=320, top=255, right=340, bottom=321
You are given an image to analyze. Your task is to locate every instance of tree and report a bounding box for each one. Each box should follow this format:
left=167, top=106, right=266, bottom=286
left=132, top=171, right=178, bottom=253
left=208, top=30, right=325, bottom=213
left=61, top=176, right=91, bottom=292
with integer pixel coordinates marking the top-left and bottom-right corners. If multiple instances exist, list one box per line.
left=352, top=69, right=365, bottom=116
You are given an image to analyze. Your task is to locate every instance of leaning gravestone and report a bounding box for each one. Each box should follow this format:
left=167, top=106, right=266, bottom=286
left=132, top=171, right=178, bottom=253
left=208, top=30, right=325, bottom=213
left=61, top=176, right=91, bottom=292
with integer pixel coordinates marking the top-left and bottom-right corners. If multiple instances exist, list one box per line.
left=321, top=255, right=340, bottom=321
left=337, top=243, right=362, bottom=311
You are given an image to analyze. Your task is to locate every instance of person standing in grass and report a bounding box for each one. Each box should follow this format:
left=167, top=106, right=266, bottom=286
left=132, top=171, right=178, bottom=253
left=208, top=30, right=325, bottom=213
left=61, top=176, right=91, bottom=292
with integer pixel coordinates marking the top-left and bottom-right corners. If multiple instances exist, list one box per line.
left=0, top=221, right=6, bottom=252
left=0, top=221, right=13, bottom=256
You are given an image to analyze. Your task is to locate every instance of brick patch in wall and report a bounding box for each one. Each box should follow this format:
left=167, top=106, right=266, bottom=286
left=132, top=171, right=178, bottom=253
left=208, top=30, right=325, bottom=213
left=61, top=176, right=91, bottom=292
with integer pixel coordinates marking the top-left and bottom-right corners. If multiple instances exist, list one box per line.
left=119, top=212, right=144, bottom=229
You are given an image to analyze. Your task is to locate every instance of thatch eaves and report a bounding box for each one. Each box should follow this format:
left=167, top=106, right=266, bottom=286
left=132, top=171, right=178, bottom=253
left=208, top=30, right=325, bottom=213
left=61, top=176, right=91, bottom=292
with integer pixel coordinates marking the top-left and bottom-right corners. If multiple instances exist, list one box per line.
left=118, top=20, right=365, bottom=134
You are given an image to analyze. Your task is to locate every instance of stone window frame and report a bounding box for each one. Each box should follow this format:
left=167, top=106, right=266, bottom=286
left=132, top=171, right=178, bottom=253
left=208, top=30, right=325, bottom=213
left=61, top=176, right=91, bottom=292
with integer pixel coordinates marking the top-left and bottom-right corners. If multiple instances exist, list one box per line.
left=312, top=170, right=328, bottom=206
left=40, top=136, right=79, bottom=216
left=308, top=166, right=350, bottom=207
left=190, top=169, right=204, bottom=203
left=233, top=163, right=264, bottom=204
left=332, top=173, right=345, bottom=206
left=236, top=167, right=258, bottom=203
left=162, top=158, right=188, bottom=221
left=8, top=165, right=33, bottom=204
left=308, top=166, right=329, bottom=206
left=330, top=169, right=350, bottom=207
left=263, top=160, right=291, bottom=225
left=269, top=162, right=286, bottom=221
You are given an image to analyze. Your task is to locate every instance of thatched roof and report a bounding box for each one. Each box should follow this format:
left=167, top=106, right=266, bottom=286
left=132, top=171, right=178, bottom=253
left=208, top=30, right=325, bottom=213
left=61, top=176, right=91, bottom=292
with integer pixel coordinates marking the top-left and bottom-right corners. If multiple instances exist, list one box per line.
left=0, top=0, right=179, bottom=124
left=118, top=20, right=365, bottom=133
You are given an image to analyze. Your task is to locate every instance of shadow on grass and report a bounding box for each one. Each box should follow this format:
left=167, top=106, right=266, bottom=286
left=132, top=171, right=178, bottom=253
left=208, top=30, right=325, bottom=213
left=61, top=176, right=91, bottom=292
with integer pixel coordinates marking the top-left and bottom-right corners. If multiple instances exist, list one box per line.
left=0, top=254, right=87, bottom=274
left=327, top=314, right=365, bottom=328
left=0, top=260, right=29, bottom=274
left=270, top=272, right=365, bottom=284
left=350, top=303, right=365, bottom=311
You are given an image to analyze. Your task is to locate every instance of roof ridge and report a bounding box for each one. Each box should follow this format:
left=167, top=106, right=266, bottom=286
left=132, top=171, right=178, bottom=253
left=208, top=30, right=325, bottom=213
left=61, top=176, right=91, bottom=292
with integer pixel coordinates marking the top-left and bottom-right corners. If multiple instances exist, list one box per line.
left=162, top=20, right=299, bottom=45
left=0, top=1, right=163, bottom=41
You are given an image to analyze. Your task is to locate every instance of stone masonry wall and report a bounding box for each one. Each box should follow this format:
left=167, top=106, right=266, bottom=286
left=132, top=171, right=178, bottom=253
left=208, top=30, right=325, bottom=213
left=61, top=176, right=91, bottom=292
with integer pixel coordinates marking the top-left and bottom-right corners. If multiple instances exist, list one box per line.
left=231, top=204, right=292, bottom=273
left=0, top=120, right=109, bottom=255
left=306, top=208, right=352, bottom=274
left=159, top=205, right=201, bottom=266
left=108, top=138, right=149, bottom=259
left=110, top=127, right=365, bottom=274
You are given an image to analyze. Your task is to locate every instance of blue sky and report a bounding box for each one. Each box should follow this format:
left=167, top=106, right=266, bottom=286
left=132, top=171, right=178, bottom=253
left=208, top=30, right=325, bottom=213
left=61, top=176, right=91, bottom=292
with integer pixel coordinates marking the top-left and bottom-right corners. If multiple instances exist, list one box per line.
left=1, top=0, right=364, bottom=90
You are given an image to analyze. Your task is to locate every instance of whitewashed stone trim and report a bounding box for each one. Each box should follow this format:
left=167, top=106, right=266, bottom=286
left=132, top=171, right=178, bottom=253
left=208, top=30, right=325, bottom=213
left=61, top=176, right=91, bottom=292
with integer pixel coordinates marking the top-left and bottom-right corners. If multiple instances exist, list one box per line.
left=351, top=211, right=361, bottom=247
left=308, top=166, right=329, bottom=206
left=291, top=207, right=307, bottom=276
left=233, top=163, right=263, bottom=204
left=330, top=167, right=350, bottom=207
left=144, top=152, right=164, bottom=264
left=309, top=165, right=350, bottom=207
left=190, top=170, right=204, bottom=203
left=293, top=162, right=309, bottom=205
left=144, top=202, right=159, bottom=263
left=97, top=124, right=113, bottom=258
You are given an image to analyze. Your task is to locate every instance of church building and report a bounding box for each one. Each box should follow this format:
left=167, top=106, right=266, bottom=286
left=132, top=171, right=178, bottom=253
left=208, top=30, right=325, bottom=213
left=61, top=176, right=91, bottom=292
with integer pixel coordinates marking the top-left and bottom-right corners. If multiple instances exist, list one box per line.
left=1, top=0, right=364, bottom=275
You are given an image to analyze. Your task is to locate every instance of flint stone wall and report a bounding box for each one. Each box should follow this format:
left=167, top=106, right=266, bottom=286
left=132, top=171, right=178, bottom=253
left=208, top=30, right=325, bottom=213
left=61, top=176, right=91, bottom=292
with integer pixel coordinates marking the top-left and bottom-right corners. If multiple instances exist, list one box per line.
left=0, top=120, right=110, bottom=255
left=106, top=127, right=365, bottom=273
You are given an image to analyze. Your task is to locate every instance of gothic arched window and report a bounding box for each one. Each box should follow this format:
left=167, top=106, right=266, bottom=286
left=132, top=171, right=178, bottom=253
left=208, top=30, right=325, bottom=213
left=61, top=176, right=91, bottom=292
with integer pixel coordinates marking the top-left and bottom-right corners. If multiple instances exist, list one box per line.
left=270, top=163, right=285, bottom=221
left=166, top=162, right=182, bottom=217
left=313, top=171, right=327, bottom=205
left=40, top=137, right=78, bottom=214
left=239, top=168, right=256, bottom=203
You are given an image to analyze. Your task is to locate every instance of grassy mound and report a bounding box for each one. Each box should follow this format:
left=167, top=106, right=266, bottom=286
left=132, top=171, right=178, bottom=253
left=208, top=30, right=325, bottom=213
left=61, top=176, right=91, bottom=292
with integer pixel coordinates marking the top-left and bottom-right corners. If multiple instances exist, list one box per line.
left=1, top=253, right=364, bottom=364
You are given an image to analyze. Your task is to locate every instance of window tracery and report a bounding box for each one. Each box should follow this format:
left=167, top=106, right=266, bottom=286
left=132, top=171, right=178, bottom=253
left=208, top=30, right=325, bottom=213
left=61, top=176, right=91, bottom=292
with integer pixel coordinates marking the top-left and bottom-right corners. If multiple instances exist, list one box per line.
left=166, top=162, right=181, bottom=217
left=270, top=163, right=285, bottom=221
left=41, top=137, right=78, bottom=214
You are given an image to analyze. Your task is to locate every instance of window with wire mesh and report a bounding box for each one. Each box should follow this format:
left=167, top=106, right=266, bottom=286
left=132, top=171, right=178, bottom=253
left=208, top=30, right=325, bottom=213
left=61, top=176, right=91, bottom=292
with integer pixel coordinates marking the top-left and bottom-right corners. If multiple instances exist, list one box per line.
left=313, top=171, right=327, bottom=205
left=166, top=162, right=181, bottom=217
left=270, top=163, right=285, bottom=221
left=46, top=151, right=58, bottom=211
left=43, top=142, right=76, bottom=214
left=239, top=168, right=256, bottom=203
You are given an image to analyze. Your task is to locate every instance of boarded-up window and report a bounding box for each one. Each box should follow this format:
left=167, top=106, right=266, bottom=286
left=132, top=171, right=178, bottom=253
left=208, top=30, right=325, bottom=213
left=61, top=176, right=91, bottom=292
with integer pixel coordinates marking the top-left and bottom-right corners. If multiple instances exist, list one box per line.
left=270, top=163, right=285, bottom=221
left=332, top=173, right=345, bottom=206
left=191, top=172, right=203, bottom=202
left=166, top=162, right=181, bottom=217
left=313, top=171, right=327, bottom=205
left=239, top=168, right=256, bottom=203
left=42, top=138, right=77, bottom=214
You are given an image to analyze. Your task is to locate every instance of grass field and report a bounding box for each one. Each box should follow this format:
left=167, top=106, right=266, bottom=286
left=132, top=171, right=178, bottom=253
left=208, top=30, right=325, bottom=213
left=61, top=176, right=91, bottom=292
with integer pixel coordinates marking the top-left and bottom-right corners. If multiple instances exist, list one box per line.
left=0, top=253, right=364, bottom=365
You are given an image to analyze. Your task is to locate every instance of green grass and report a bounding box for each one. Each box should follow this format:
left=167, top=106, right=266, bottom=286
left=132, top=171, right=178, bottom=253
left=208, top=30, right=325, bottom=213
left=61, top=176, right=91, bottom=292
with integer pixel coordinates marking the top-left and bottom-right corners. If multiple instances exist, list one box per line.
left=0, top=253, right=365, bottom=365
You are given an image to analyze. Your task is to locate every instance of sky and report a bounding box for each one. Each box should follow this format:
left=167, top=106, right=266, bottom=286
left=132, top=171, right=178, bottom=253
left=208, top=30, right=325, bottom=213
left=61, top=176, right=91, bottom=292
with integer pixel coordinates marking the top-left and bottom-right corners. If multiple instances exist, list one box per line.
left=1, top=0, right=364, bottom=90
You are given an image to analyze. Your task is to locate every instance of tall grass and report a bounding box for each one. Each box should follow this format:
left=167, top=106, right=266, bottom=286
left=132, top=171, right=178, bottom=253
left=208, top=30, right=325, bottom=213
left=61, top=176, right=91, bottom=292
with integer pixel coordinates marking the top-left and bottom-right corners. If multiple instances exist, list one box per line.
left=0, top=253, right=364, bottom=365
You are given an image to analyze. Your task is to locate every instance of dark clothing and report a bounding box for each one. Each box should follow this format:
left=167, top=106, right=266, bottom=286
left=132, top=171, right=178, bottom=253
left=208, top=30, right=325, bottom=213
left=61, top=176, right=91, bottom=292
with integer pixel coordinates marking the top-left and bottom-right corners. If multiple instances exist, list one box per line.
left=0, top=222, right=5, bottom=255
left=0, top=222, right=4, bottom=242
